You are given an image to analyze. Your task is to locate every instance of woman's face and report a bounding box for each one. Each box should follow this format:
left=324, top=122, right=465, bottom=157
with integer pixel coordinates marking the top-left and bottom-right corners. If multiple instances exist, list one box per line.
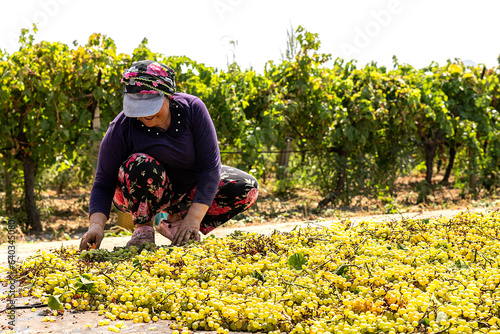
left=138, top=97, right=170, bottom=129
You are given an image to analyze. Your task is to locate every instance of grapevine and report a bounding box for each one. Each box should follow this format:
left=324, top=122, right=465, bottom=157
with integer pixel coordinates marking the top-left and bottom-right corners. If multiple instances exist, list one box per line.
left=5, top=209, right=500, bottom=333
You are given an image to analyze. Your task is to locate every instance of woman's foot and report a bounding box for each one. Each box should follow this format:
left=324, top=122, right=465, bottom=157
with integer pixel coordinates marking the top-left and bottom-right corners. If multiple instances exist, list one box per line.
left=157, top=218, right=182, bottom=242
left=126, top=225, right=155, bottom=246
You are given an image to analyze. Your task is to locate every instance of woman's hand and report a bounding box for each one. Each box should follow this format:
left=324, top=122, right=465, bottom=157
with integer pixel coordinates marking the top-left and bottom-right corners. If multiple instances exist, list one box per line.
left=79, top=224, right=105, bottom=250
left=171, top=202, right=208, bottom=246
left=79, top=212, right=107, bottom=250
left=172, top=217, right=201, bottom=246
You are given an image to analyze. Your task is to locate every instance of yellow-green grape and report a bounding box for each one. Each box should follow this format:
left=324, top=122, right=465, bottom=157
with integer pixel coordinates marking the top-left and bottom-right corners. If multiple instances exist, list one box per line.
left=6, top=211, right=500, bottom=333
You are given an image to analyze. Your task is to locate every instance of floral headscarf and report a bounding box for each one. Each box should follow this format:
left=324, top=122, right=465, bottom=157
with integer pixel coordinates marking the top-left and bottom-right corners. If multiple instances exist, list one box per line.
left=121, top=60, right=176, bottom=96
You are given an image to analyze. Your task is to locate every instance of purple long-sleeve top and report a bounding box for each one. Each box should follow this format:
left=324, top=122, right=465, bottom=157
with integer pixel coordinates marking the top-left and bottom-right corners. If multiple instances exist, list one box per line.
left=89, top=93, right=221, bottom=219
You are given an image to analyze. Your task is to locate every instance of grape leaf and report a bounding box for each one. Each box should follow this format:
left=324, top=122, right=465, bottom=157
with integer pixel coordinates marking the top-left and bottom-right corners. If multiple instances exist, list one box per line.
left=47, top=294, right=63, bottom=311
left=288, top=253, right=308, bottom=270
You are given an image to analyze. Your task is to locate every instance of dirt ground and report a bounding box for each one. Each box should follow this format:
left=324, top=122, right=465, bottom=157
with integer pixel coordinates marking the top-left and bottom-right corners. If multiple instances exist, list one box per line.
left=6, top=174, right=496, bottom=244
left=0, top=205, right=493, bottom=334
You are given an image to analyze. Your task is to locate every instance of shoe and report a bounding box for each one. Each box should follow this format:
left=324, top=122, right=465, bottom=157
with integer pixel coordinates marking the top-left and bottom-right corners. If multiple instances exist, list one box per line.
left=126, top=225, right=155, bottom=246
left=156, top=219, right=182, bottom=242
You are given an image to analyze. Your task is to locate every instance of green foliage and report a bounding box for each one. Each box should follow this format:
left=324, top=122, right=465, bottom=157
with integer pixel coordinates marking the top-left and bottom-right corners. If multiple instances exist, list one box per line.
left=47, top=294, right=63, bottom=310
left=38, top=153, right=87, bottom=194
left=0, top=27, right=130, bottom=230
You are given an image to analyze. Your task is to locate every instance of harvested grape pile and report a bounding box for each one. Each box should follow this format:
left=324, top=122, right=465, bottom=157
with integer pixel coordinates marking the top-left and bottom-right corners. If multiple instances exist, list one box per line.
left=9, top=210, right=500, bottom=334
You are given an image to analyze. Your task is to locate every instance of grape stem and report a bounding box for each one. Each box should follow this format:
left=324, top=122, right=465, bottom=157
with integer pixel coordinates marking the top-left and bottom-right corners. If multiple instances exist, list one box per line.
left=431, top=324, right=452, bottom=334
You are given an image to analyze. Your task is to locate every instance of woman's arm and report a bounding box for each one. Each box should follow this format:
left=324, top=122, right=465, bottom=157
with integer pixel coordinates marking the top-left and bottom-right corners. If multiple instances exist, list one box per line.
left=82, top=113, right=131, bottom=250
left=188, top=97, right=221, bottom=206
left=170, top=96, right=220, bottom=245
left=89, top=114, right=132, bottom=220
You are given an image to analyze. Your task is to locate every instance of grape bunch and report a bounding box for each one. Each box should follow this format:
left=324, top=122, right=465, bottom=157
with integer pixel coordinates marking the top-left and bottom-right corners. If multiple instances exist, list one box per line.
left=6, top=209, right=500, bottom=333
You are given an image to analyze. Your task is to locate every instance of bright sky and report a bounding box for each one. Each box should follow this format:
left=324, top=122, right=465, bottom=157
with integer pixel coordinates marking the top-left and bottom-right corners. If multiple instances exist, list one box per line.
left=2, top=0, right=499, bottom=72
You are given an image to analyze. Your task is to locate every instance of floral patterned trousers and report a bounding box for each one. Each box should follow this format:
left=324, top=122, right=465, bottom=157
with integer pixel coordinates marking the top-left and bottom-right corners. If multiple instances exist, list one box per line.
left=113, top=153, right=259, bottom=234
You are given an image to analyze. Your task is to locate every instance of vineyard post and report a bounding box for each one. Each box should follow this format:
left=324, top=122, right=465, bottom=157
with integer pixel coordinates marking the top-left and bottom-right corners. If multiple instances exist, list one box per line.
left=90, top=70, right=102, bottom=179
left=277, top=138, right=292, bottom=180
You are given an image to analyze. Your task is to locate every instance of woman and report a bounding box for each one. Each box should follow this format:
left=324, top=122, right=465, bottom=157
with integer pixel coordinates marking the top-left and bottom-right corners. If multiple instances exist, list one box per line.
left=79, top=60, right=258, bottom=250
